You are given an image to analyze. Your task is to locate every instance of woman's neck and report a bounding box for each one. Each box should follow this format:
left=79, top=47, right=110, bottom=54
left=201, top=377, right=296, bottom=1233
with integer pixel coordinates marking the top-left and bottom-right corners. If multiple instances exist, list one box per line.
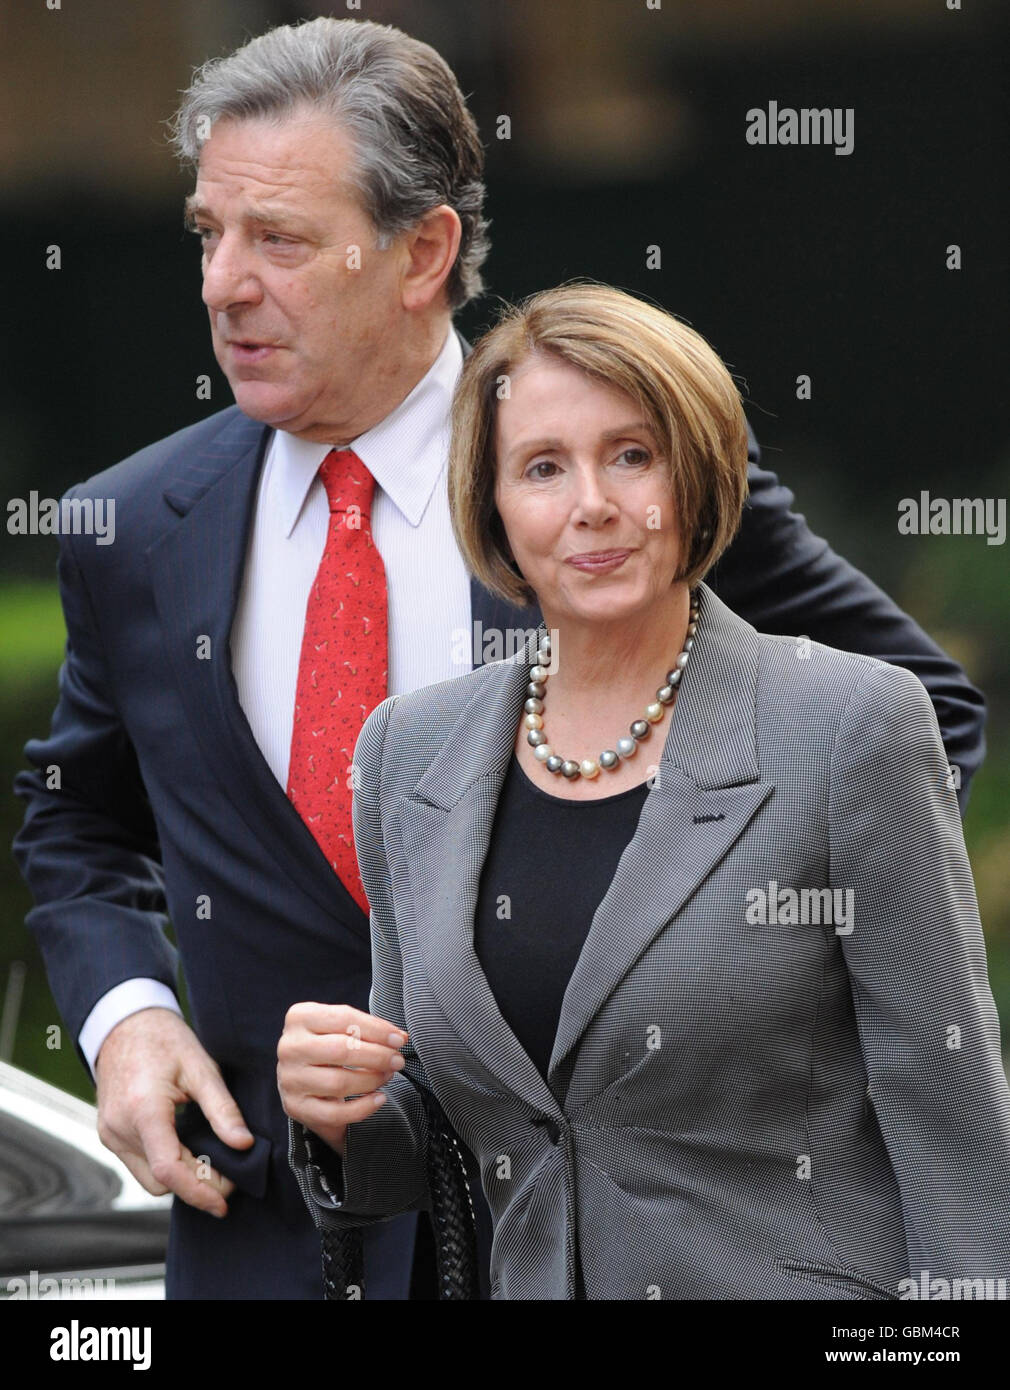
left=537, top=584, right=692, bottom=734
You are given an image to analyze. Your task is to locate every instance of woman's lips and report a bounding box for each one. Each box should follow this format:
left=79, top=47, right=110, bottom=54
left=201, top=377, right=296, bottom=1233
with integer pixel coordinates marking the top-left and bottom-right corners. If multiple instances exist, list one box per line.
left=565, top=549, right=631, bottom=573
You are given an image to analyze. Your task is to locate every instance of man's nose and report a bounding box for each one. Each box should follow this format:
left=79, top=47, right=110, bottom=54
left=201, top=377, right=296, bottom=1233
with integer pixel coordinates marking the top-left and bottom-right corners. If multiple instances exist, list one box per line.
left=201, top=234, right=262, bottom=312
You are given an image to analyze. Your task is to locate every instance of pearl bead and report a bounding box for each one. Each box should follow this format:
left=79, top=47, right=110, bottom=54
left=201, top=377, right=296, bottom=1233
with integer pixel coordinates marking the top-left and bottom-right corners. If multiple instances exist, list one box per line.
left=539, top=634, right=551, bottom=653
left=580, top=759, right=600, bottom=779
left=645, top=703, right=663, bottom=722
left=687, top=621, right=698, bottom=636
left=599, top=749, right=619, bottom=769
left=528, top=681, right=546, bottom=699
left=546, top=754, right=564, bottom=773
left=616, top=737, right=636, bottom=757
left=561, top=760, right=580, bottom=779
left=537, top=648, right=552, bottom=667
left=533, top=743, right=553, bottom=762
left=665, top=669, right=682, bottom=687
left=524, top=713, right=544, bottom=730
left=524, top=697, right=544, bottom=715
left=630, top=720, right=650, bottom=740
left=657, top=686, right=675, bottom=704
left=527, top=728, right=546, bottom=747
left=675, top=651, right=689, bottom=670
left=530, top=665, right=549, bottom=683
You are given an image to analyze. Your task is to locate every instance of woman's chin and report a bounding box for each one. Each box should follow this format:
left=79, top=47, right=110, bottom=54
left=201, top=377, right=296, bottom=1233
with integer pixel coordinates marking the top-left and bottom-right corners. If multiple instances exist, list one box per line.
left=551, top=594, right=653, bottom=629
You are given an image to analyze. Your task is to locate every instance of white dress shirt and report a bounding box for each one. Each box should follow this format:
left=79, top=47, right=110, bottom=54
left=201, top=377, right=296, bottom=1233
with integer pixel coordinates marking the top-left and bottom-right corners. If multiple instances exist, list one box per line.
left=79, top=326, right=474, bottom=1075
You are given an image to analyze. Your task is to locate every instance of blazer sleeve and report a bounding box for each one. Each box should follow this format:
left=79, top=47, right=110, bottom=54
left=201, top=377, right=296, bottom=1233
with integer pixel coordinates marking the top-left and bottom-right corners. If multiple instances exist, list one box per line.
left=711, top=426, right=986, bottom=812
left=288, top=694, right=433, bottom=1230
left=828, top=659, right=1010, bottom=1283
left=11, top=501, right=176, bottom=1070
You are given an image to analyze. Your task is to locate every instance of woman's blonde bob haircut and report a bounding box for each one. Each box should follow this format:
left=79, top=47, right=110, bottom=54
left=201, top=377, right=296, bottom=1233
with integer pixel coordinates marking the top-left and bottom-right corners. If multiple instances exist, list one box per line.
left=448, top=283, right=750, bottom=608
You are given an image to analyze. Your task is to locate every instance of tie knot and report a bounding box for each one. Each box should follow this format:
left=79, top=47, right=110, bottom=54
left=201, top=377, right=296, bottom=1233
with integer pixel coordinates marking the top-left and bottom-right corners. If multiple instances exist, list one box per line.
left=319, top=448, right=376, bottom=516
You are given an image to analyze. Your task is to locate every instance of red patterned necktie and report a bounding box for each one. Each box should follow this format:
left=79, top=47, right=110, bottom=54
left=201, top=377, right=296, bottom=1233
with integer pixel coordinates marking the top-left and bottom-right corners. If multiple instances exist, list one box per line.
left=287, top=448, right=388, bottom=916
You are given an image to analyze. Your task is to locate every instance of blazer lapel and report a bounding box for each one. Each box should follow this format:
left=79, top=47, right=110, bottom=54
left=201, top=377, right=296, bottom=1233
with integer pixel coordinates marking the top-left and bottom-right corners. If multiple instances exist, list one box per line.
left=397, top=648, right=560, bottom=1113
left=397, top=584, right=775, bottom=1113
left=548, top=588, right=776, bottom=1101
left=147, top=412, right=368, bottom=930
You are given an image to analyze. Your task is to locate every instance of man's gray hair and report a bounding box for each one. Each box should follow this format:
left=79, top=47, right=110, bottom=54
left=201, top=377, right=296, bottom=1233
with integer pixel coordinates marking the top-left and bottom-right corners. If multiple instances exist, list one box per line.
left=169, top=17, right=489, bottom=310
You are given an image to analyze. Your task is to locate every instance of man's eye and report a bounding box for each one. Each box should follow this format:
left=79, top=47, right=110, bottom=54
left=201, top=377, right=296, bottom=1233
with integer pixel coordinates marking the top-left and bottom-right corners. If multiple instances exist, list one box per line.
left=263, top=233, right=295, bottom=246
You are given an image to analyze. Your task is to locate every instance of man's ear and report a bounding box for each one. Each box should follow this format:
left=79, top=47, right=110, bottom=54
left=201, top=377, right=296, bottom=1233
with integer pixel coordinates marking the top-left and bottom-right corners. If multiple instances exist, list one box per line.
left=400, top=205, right=462, bottom=312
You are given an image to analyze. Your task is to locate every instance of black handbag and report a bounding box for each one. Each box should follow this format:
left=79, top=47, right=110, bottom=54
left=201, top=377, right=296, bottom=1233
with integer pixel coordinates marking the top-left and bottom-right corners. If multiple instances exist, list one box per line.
left=320, top=1051, right=480, bottom=1300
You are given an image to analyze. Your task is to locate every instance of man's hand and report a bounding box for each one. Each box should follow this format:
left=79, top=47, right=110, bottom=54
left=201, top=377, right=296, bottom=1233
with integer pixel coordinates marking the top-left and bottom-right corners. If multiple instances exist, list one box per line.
left=278, top=1003, right=408, bottom=1158
left=94, top=1007, right=254, bottom=1218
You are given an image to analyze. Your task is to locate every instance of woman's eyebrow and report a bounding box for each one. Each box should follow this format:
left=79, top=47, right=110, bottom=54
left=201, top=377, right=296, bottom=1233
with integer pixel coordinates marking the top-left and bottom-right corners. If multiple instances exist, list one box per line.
left=504, top=422, right=658, bottom=465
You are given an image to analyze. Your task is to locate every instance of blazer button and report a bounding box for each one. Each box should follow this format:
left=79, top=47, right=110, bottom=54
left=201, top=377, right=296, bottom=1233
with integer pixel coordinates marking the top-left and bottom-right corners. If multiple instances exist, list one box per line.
left=531, top=1115, right=561, bottom=1144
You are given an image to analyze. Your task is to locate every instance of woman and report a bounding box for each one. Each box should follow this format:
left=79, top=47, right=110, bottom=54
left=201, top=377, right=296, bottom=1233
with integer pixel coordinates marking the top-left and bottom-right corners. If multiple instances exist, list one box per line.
left=279, top=285, right=1010, bottom=1300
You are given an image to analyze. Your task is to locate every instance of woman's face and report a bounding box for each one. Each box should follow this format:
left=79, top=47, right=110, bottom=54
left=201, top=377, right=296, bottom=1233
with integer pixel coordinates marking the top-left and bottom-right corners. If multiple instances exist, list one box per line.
left=493, top=352, right=683, bottom=628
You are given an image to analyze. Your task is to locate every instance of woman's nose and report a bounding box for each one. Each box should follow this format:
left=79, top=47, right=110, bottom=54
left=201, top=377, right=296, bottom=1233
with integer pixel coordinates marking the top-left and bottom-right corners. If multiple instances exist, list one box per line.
left=570, top=468, right=613, bottom=521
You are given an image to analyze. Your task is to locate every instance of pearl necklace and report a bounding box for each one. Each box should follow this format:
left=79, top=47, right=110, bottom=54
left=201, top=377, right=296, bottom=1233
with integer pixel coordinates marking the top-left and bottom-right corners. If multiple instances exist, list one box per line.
left=524, top=591, right=700, bottom=781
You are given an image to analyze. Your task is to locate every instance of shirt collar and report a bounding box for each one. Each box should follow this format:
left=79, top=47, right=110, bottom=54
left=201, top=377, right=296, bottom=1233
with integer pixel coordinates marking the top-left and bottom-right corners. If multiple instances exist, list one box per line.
left=267, top=327, right=463, bottom=539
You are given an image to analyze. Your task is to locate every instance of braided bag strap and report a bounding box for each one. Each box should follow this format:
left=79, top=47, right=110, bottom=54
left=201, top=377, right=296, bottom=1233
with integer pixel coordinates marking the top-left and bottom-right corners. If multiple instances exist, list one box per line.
left=321, top=1224, right=364, bottom=1300
left=320, top=1075, right=478, bottom=1300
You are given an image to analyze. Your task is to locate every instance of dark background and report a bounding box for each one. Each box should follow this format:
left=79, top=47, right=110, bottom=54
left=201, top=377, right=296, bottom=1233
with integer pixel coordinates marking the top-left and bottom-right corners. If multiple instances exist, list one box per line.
left=2, top=0, right=1007, bottom=1095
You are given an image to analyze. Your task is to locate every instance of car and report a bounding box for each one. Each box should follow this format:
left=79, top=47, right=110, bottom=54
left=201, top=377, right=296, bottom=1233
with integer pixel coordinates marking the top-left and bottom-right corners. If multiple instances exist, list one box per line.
left=0, top=1060, right=170, bottom=1299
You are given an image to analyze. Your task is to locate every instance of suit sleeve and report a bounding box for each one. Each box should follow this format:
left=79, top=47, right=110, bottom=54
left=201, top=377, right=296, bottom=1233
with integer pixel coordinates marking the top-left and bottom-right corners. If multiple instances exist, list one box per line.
left=710, top=425, right=986, bottom=811
left=12, top=504, right=176, bottom=1072
left=288, top=694, right=433, bottom=1229
left=829, top=660, right=1010, bottom=1283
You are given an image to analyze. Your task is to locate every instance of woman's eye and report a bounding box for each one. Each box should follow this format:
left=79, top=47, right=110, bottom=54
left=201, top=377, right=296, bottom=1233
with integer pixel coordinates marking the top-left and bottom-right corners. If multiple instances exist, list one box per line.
left=619, top=448, right=650, bottom=466
left=527, top=460, right=558, bottom=480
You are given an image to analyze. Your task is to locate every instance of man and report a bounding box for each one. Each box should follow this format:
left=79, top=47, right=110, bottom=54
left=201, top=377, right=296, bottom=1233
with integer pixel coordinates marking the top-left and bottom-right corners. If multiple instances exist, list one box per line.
left=13, top=17, right=984, bottom=1301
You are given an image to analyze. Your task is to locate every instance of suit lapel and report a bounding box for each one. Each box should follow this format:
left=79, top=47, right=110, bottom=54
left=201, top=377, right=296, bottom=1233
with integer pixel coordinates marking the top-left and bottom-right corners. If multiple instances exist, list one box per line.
left=468, top=576, right=543, bottom=669
left=147, top=411, right=368, bottom=931
left=397, top=584, right=775, bottom=1112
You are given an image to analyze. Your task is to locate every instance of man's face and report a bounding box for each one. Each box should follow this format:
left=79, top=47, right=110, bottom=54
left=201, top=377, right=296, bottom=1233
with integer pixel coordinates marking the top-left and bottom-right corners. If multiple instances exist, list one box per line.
left=188, top=110, right=406, bottom=441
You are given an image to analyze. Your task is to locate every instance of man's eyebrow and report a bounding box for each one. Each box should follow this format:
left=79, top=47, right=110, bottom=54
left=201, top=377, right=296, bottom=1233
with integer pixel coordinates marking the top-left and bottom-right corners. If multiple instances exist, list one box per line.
left=182, top=195, right=309, bottom=232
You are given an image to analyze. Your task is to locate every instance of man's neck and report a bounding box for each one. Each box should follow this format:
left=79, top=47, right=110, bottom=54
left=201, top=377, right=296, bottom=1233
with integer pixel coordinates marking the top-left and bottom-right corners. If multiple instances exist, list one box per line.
left=295, top=313, right=453, bottom=446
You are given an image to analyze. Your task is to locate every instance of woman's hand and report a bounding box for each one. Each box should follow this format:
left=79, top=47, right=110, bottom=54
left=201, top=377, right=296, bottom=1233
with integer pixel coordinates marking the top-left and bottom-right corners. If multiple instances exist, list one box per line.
left=278, top=1003, right=408, bottom=1157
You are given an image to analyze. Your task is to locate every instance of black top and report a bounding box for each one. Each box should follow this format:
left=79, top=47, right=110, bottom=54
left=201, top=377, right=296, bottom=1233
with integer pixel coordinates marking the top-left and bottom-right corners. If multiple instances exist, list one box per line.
left=473, top=753, right=651, bottom=1098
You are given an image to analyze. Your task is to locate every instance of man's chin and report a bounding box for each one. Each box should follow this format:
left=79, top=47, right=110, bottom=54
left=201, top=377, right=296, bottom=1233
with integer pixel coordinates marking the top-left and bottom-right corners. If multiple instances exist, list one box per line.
left=228, top=381, right=304, bottom=429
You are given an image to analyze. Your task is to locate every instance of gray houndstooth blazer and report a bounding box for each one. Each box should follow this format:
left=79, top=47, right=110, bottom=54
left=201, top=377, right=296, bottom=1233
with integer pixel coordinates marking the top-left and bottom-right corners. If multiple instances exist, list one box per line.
left=289, top=583, right=1010, bottom=1299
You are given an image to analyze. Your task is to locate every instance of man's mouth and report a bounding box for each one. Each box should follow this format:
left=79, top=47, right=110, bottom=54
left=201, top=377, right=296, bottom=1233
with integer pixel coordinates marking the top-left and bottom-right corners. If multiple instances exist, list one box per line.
left=226, top=340, right=279, bottom=362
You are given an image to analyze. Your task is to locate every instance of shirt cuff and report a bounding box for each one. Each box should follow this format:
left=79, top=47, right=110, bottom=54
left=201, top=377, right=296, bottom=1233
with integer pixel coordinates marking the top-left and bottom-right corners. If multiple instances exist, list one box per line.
left=79, top=979, right=183, bottom=1079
